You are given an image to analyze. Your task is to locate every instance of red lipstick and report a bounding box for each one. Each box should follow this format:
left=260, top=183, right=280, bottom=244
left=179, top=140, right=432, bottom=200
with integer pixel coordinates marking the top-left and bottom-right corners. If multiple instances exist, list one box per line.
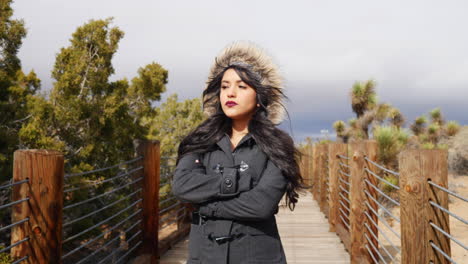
left=225, top=101, right=238, bottom=107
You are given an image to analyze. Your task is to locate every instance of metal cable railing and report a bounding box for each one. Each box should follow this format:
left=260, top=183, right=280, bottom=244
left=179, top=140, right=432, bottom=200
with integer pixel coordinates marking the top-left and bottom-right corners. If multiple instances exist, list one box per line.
left=364, top=210, right=401, bottom=252
left=2, top=149, right=186, bottom=264
left=426, top=180, right=468, bottom=263
left=364, top=156, right=400, bottom=176
left=62, top=156, right=146, bottom=264
left=0, top=179, right=31, bottom=263
left=64, top=166, right=143, bottom=193
left=338, top=154, right=350, bottom=160
left=336, top=154, right=351, bottom=233
left=364, top=178, right=400, bottom=207
left=361, top=158, right=402, bottom=263
left=364, top=167, right=400, bottom=190
left=97, top=230, right=142, bottom=264
left=364, top=222, right=397, bottom=262
left=65, top=156, right=143, bottom=178
left=337, top=156, right=351, bottom=231
left=73, top=220, right=142, bottom=264
left=61, top=209, right=142, bottom=260
left=64, top=176, right=143, bottom=210
left=430, top=241, right=458, bottom=264
left=0, top=179, right=29, bottom=191
left=365, top=201, right=401, bottom=239
left=428, top=180, right=468, bottom=203
left=364, top=190, right=400, bottom=223
left=325, top=156, right=330, bottom=201
left=312, top=145, right=465, bottom=263
left=158, top=155, right=189, bottom=233
left=364, top=232, right=388, bottom=264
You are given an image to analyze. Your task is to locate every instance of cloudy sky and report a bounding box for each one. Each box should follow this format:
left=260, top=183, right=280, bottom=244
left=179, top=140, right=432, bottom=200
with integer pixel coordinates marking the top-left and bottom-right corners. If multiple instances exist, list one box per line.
left=13, top=0, right=468, bottom=142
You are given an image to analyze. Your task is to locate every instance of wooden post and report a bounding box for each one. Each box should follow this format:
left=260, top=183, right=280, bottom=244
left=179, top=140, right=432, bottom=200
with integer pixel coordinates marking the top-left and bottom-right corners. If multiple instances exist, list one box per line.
left=319, top=144, right=330, bottom=217
left=316, top=144, right=322, bottom=209
left=136, top=141, right=160, bottom=264
left=308, top=144, right=313, bottom=191
left=11, top=149, right=64, bottom=264
left=349, top=140, right=378, bottom=264
left=335, top=142, right=351, bottom=252
left=312, top=144, right=320, bottom=200
left=328, top=143, right=347, bottom=232
left=399, top=149, right=450, bottom=264
left=303, top=144, right=310, bottom=188
left=362, top=142, right=379, bottom=263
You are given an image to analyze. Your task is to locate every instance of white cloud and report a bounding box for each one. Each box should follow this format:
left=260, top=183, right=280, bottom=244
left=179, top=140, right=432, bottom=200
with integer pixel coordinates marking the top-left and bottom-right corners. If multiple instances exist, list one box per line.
left=11, top=0, right=468, bottom=132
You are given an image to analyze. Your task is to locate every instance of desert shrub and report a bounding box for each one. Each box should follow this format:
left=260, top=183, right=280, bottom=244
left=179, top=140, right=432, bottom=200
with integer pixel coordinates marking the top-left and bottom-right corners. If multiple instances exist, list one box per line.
left=446, top=121, right=461, bottom=136
left=373, top=126, right=409, bottom=170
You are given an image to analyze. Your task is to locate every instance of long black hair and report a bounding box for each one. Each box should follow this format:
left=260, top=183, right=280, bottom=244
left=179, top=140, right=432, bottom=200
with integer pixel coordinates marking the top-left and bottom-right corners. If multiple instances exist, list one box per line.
left=177, top=64, right=309, bottom=211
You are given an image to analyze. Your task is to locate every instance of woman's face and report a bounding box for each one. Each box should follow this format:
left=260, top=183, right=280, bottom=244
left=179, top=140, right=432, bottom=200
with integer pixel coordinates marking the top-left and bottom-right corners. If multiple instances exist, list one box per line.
left=220, top=68, right=257, bottom=122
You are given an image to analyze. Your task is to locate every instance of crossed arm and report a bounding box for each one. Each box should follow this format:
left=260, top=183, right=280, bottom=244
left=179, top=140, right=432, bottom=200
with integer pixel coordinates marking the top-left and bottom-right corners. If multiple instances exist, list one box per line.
left=171, top=152, right=251, bottom=204
left=197, top=158, right=288, bottom=221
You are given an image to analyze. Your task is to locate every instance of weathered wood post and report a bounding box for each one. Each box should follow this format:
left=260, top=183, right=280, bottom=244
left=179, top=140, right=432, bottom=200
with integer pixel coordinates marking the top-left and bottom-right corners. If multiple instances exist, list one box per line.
left=335, top=143, right=351, bottom=251
left=312, top=144, right=320, bottom=200
left=319, top=143, right=330, bottom=217
left=302, top=144, right=310, bottom=187
left=12, top=149, right=64, bottom=264
left=328, top=143, right=348, bottom=232
left=399, top=149, right=450, bottom=264
left=136, top=140, right=160, bottom=264
left=306, top=144, right=313, bottom=193
left=362, top=142, right=379, bottom=263
left=349, top=140, right=378, bottom=264
left=308, top=144, right=314, bottom=190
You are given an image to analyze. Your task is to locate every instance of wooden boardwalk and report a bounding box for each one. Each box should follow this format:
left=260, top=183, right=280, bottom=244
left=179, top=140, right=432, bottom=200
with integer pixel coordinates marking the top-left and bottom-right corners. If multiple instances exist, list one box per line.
left=159, top=192, right=350, bottom=264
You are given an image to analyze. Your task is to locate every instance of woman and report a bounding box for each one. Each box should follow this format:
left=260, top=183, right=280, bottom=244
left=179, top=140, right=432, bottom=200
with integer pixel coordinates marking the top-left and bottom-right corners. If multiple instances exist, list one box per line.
left=172, top=41, right=308, bottom=264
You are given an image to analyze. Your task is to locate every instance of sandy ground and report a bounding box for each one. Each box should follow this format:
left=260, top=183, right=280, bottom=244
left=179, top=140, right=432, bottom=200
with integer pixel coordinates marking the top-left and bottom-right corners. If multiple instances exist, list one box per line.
left=379, top=173, right=468, bottom=263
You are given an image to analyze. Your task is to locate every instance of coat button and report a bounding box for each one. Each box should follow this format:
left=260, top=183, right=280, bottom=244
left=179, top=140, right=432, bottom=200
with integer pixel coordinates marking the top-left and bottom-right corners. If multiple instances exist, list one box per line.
left=225, top=178, right=233, bottom=188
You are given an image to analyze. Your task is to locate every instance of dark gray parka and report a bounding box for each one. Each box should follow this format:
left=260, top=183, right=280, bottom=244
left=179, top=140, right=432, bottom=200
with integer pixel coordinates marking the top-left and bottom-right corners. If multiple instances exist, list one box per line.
left=172, top=132, right=288, bottom=264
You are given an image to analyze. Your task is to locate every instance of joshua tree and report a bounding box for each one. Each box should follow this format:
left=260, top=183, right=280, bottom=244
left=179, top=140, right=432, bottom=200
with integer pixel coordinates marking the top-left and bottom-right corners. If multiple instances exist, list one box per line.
left=427, top=123, right=440, bottom=144
left=388, top=107, right=405, bottom=129
left=410, top=115, right=427, bottom=136
left=350, top=79, right=377, bottom=118
left=354, top=103, right=392, bottom=139
left=333, top=120, right=346, bottom=142
left=429, top=107, right=444, bottom=126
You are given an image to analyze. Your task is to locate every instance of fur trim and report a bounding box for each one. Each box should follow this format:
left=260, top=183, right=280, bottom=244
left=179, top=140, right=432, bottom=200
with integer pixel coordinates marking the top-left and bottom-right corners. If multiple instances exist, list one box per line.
left=203, top=41, right=286, bottom=125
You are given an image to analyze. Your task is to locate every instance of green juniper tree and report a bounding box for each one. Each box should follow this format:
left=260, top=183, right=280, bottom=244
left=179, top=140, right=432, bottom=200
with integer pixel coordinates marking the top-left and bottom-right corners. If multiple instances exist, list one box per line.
left=0, top=0, right=41, bottom=182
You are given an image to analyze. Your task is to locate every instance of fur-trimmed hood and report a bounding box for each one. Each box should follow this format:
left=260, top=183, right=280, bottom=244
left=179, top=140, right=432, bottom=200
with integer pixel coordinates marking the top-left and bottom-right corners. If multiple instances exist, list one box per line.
left=202, top=41, right=286, bottom=125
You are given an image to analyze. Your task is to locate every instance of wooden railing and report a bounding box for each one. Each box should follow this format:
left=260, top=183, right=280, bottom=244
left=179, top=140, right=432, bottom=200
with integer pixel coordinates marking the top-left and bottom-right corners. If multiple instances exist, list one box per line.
left=0, top=140, right=191, bottom=264
left=301, top=140, right=467, bottom=264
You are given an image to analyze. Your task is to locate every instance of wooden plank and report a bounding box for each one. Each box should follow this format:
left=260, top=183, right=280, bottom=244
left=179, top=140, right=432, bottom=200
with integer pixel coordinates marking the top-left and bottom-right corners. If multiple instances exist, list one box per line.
left=157, top=192, right=350, bottom=264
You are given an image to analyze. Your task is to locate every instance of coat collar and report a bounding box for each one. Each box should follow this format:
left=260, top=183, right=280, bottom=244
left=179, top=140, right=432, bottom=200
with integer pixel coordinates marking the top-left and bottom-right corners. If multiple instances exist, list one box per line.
left=216, top=132, right=254, bottom=155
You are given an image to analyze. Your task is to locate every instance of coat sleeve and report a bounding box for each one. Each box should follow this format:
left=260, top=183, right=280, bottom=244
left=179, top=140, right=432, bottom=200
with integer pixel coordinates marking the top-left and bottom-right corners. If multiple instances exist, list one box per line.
left=198, top=158, right=288, bottom=221
left=171, top=152, right=249, bottom=204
